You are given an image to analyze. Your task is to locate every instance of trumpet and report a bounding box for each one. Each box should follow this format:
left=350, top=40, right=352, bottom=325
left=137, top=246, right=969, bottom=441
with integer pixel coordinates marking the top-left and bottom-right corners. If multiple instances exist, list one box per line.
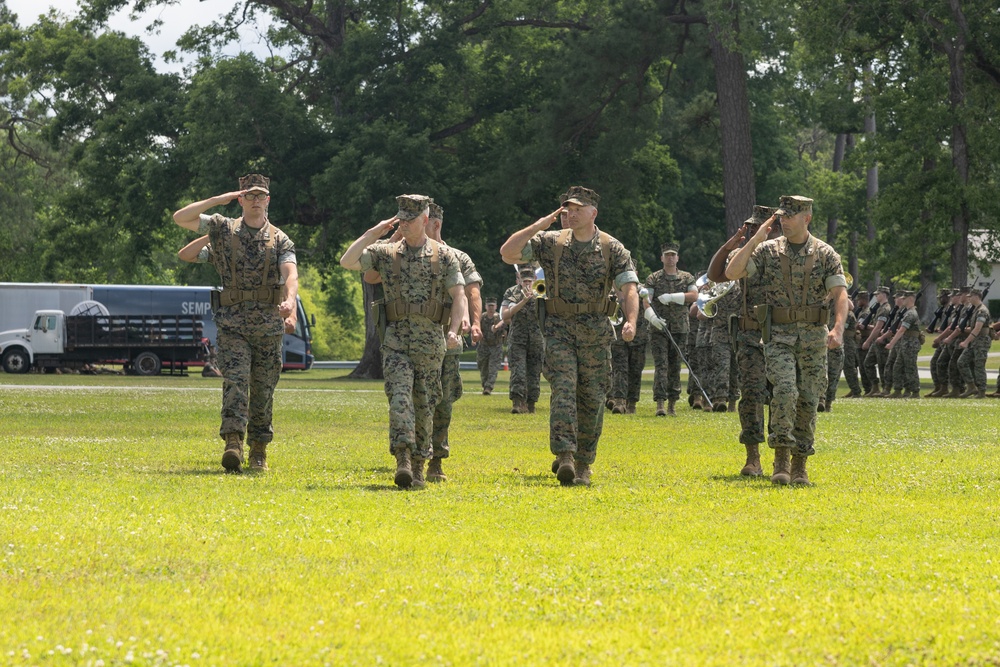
left=532, top=267, right=546, bottom=297
left=695, top=277, right=736, bottom=318
left=844, top=271, right=854, bottom=290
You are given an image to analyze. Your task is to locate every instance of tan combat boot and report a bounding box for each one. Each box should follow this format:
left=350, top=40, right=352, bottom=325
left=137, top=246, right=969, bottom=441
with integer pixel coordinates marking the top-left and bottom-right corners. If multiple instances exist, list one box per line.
left=527, top=400, right=536, bottom=414
left=667, top=399, right=677, bottom=416
left=728, top=399, right=737, bottom=412
left=888, top=389, right=903, bottom=399
left=411, top=457, right=426, bottom=490
left=611, top=399, right=626, bottom=414
left=555, top=451, right=576, bottom=486
left=551, top=457, right=560, bottom=475
left=959, top=387, right=980, bottom=398
left=221, top=433, right=244, bottom=472
left=426, top=457, right=447, bottom=483
left=925, top=384, right=944, bottom=397
left=946, top=386, right=962, bottom=398
left=771, top=447, right=791, bottom=485
left=790, top=454, right=810, bottom=485
left=712, top=400, right=727, bottom=413
left=824, top=401, right=833, bottom=413
left=863, top=382, right=880, bottom=397
left=655, top=400, right=667, bottom=417
left=625, top=400, right=637, bottom=414
left=248, top=441, right=268, bottom=471
left=817, top=399, right=826, bottom=412
left=842, top=389, right=861, bottom=398
left=394, top=449, right=413, bottom=488
left=573, top=460, right=592, bottom=487
left=740, top=443, right=763, bottom=477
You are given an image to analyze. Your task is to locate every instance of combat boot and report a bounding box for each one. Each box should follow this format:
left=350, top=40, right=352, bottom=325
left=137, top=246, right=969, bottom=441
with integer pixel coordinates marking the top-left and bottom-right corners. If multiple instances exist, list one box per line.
left=712, top=400, right=727, bottom=413
left=426, top=457, right=446, bottom=483
left=573, top=460, right=592, bottom=487
left=790, top=454, right=810, bottom=485
left=605, top=398, right=615, bottom=410
left=925, top=384, right=943, bottom=397
left=511, top=398, right=526, bottom=414
left=824, top=402, right=833, bottom=413
left=863, top=382, right=879, bottom=397
left=988, top=390, right=1000, bottom=398
left=527, top=400, right=536, bottom=414
left=625, top=400, right=637, bottom=414
left=691, top=396, right=704, bottom=411
left=655, top=400, right=667, bottom=417
left=221, top=432, right=244, bottom=473
left=959, top=387, right=980, bottom=398
left=551, top=457, right=560, bottom=475
left=728, top=399, right=737, bottom=412
left=740, top=443, right=763, bottom=477
left=411, top=457, right=426, bottom=490
left=555, top=451, right=576, bottom=486
left=611, top=399, right=626, bottom=414
left=247, top=441, right=268, bottom=471
left=945, top=386, right=962, bottom=398
left=888, top=389, right=904, bottom=399
left=842, top=389, right=861, bottom=398
left=666, top=399, right=677, bottom=416
left=394, top=449, right=413, bottom=488
left=905, top=390, right=921, bottom=399
left=771, top=447, right=791, bottom=486
left=817, top=399, right=826, bottom=412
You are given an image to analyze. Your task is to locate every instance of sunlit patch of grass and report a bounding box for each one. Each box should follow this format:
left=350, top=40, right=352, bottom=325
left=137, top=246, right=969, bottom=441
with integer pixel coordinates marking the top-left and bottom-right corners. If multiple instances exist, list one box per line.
left=2, top=372, right=1000, bottom=664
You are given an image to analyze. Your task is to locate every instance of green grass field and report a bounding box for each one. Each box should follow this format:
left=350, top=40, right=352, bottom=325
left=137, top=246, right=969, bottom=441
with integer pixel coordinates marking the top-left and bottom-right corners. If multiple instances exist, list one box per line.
left=3, top=369, right=1000, bottom=666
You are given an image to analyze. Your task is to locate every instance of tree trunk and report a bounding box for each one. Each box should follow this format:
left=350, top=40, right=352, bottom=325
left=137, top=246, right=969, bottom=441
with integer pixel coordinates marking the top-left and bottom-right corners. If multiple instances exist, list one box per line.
left=708, top=17, right=755, bottom=238
left=863, top=64, right=879, bottom=289
left=349, top=281, right=384, bottom=379
left=945, top=0, right=970, bottom=288
left=826, top=132, right=847, bottom=244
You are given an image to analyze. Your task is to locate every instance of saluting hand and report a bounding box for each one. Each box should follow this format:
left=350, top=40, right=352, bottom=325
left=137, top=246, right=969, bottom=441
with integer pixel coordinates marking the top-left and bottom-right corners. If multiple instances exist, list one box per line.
left=722, top=223, right=749, bottom=252
left=752, top=215, right=777, bottom=245
left=369, top=216, right=399, bottom=239
left=536, top=207, right=566, bottom=230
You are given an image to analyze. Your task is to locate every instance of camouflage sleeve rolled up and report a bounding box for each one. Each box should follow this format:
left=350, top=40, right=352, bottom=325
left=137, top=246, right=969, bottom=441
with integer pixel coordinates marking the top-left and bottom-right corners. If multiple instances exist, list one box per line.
left=274, top=229, right=297, bottom=266
left=900, top=308, right=920, bottom=330
left=607, top=236, right=639, bottom=288
left=195, top=245, right=212, bottom=263
left=451, top=246, right=482, bottom=287
left=876, top=303, right=892, bottom=324
left=975, top=304, right=992, bottom=326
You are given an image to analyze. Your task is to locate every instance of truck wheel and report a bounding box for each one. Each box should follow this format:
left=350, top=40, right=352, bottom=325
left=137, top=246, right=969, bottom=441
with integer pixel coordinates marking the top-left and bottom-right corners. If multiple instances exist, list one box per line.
left=2, top=348, right=31, bottom=374
left=133, top=351, right=162, bottom=376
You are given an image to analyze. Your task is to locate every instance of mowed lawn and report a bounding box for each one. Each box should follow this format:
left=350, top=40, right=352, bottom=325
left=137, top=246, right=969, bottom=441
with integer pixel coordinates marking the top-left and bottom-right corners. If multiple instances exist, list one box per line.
left=2, top=369, right=1000, bottom=666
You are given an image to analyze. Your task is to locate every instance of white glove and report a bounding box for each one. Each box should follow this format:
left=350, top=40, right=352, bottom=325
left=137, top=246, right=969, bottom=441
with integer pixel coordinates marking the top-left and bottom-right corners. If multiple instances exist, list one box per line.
left=644, top=307, right=665, bottom=331
left=638, top=287, right=651, bottom=300
left=657, top=292, right=687, bottom=305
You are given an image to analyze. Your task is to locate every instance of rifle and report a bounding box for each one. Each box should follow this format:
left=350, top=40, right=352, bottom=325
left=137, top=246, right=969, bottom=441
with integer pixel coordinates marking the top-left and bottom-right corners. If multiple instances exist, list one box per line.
left=858, top=300, right=880, bottom=328
left=928, top=302, right=954, bottom=333
left=959, top=279, right=995, bottom=330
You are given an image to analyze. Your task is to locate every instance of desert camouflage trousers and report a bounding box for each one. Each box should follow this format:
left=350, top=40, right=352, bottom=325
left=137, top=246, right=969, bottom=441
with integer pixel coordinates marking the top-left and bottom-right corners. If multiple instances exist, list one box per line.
left=432, top=354, right=464, bottom=459
left=736, top=334, right=768, bottom=446
left=476, top=343, right=504, bottom=393
left=545, top=337, right=609, bottom=465
left=610, top=341, right=646, bottom=402
left=650, top=330, right=683, bottom=401
left=891, top=337, right=921, bottom=392
left=383, top=347, right=445, bottom=459
left=508, top=333, right=543, bottom=402
left=765, top=334, right=828, bottom=456
left=217, top=327, right=282, bottom=443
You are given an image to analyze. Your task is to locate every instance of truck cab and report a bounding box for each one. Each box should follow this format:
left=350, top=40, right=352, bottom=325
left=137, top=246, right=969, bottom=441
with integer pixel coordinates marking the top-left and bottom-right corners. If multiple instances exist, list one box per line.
left=0, top=310, right=65, bottom=373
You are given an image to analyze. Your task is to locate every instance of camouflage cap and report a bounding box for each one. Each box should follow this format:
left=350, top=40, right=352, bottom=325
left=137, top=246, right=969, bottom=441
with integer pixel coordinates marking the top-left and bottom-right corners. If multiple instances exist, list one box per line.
left=901, top=290, right=916, bottom=298
left=745, top=205, right=776, bottom=226
left=239, top=173, right=270, bottom=194
left=559, top=186, right=600, bottom=208
left=775, top=195, right=813, bottom=216
left=396, top=194, right=432, bottom=221
left=661, top=242, right=679, bottom=255
left=894, top=290, right=906, bottom=298
left=958, top=286, right=971, bottom=294
left=876, top=285, right=891, bottom=295
left=428, top=202, right=444, bottom=220
left=970, top=288, right=984, bottom=298
left=485, top=296, right=497, bottom=304
left=518, top=267, right=535, bottom=279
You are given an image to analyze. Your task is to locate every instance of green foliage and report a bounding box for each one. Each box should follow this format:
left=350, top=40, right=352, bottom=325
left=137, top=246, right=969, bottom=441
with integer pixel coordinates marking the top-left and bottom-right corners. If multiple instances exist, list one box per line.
left=297, top=264, right=364, bottom=361
left=3, top=373, right=1000, bottom=664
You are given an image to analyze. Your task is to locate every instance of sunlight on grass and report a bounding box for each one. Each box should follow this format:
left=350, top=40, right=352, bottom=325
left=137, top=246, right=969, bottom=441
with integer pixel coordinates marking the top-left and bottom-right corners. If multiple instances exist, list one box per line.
left=2, top=371, right=1000, bottom=665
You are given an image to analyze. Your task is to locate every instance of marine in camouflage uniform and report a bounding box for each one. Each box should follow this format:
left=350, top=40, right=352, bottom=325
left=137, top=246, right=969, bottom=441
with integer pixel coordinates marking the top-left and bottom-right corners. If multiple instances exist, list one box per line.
left=725, top=195, right=848, bottom=486
left=610, top=290, right=649, bottom=413
left=502, top=268, right=545, bottom=413
left=340, top=194, right=466, bottom=489
left=937, top=289, right=971, bottom=396
left=821, top=304, right=845, bottom=412
left=701, top=279, right=741, bottom=411
left=684, top=302, right=702, bottom=408
left=645, top=243, right=697, bottom=416
left=173, top=173, right=298, bottom=473
left=861, top=287, right=892, bottom=396
left=706, top=205, right=777, bottom=475
left=502, top=186, right=639, bottom=487
left=691, top=304, right=712, bottom=408
left=839, top=303, right=863, bottom=398
left=926, top=290, right=961, bottom=396
left=877, top=292, right=906, bottom=395
left=884, top=290, right=923, bottom=397
left=425, top=204, right=482, bottom=481
left=956, top=288, right=993, bottom=397
left=477, top=298, right=505, bottom=395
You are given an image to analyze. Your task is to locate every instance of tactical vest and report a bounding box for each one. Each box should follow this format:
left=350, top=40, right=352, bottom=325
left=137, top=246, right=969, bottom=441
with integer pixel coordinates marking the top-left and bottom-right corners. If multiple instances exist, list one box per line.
left=754, top=236, right=829, bottom=326
left=382, top=239, right=452, bottom=327
left=543, top=228, right=618, bottom=318
left=219, top=218, right=282, bottom=306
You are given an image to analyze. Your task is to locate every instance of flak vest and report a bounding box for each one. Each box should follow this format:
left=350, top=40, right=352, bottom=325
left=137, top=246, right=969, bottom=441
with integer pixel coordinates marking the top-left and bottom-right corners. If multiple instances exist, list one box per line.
left=543, top=228, right=618, bottom=318
left=219, top=218, right=283, bottom=307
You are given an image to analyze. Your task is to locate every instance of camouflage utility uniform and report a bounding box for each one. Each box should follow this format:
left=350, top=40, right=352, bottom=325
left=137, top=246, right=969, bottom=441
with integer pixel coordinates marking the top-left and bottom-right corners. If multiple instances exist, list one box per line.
left=840, top=308, right=862, bottom=397
left=359, top=239, right=464, bottom=462
left=520, top=227, right=637, bottom=469
left=729, top=249, right=770, bottom=447
left=502, top=282, right=544, bottom=408
left=863, top=300, right=892, bottom=393
left=432, top=244, right=482, bottom=460
left=477, top=310, right=504, bottom=394
left=746, top=233, right=846, bottom=457
left=610, top=305, right=649, bottom=409
left=646, top=269, right=696, bottom=402
left=890, top=305, right=922, bottom=395
left=199, top=212, right=295, bottom=449
left=823, top=306, right=845, bottom=409
left=704, top=281, right=741, bottom=408
left=958, top=301, right=993, bottom=394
